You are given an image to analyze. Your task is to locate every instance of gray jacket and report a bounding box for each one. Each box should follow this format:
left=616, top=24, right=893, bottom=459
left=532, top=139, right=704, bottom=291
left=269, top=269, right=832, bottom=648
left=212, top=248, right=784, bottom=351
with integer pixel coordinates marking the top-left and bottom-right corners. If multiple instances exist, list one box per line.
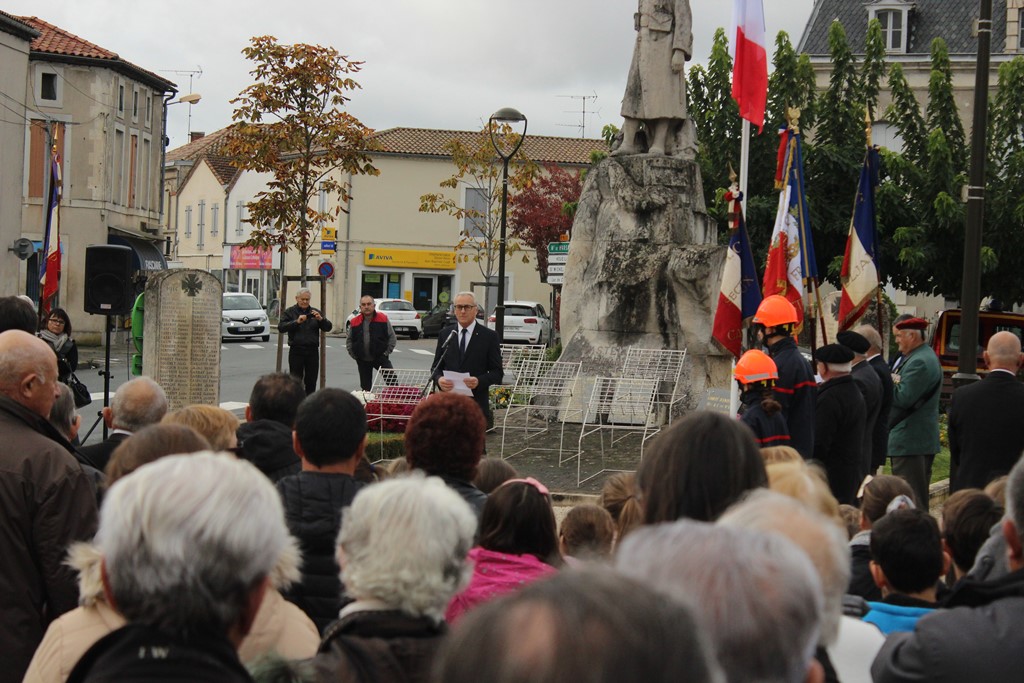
left=872, top=568, right=1024, bottom=682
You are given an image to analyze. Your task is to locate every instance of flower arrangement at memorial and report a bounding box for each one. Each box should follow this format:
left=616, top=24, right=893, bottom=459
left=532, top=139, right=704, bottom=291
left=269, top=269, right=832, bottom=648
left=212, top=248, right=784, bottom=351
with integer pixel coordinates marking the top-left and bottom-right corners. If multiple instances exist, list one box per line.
left=365, top=385, right=422, bottom=433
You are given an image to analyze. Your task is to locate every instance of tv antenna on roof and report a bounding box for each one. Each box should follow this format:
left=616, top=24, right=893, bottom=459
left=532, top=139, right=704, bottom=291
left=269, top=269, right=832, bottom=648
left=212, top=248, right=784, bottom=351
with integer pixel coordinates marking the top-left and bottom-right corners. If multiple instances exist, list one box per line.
left=160, top=66, right=203, bottom=137
left=556, top=93, right=599, bottom=138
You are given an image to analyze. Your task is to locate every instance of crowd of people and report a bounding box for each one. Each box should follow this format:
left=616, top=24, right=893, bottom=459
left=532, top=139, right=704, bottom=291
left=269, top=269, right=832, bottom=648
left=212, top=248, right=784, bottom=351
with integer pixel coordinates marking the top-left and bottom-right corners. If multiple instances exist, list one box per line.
left=3, top=290, right=1024, bottom=683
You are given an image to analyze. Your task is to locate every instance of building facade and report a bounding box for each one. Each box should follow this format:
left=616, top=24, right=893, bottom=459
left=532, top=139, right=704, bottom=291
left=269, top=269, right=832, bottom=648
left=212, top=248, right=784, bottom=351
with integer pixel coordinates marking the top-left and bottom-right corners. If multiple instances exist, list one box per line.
left=19, top=16, right=174, bottom=342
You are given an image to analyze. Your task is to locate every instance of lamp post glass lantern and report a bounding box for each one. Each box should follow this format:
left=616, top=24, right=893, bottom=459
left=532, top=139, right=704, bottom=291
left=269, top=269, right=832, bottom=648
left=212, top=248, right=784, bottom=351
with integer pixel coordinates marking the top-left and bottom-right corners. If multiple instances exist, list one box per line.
left=488, top=107, right=527, bottom=343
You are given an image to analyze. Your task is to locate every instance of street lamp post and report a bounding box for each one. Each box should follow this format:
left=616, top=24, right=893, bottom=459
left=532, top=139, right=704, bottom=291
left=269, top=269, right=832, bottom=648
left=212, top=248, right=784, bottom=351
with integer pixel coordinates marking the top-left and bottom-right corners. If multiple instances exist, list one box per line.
left=488, top=107, right=527, bottom=344
left=954, top=0, right=992, bottom=390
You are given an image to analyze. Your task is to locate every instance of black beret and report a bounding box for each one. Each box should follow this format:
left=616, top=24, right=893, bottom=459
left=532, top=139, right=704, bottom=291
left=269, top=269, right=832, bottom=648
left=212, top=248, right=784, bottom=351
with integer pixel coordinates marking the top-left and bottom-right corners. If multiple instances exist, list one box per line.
left=814, top=343, right=855, bottom=364
left=836, top=330, right=870, bottom=354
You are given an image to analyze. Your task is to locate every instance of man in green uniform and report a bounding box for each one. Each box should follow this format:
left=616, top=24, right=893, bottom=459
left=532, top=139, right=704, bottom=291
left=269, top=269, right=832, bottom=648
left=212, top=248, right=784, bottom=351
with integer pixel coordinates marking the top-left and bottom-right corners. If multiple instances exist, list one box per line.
left=888, top=317, right=942, bottom=508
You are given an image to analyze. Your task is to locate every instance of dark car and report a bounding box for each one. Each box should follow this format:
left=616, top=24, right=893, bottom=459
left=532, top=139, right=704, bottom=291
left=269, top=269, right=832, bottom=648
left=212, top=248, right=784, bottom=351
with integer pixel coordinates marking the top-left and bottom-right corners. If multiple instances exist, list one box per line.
left=421, top=302, right=486, bottom=338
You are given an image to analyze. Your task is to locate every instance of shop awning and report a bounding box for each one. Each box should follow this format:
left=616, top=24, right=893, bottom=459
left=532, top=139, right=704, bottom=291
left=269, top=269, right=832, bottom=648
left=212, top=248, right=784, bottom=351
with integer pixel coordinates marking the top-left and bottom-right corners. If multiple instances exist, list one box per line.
left=109, top=233, right=167, bottom=271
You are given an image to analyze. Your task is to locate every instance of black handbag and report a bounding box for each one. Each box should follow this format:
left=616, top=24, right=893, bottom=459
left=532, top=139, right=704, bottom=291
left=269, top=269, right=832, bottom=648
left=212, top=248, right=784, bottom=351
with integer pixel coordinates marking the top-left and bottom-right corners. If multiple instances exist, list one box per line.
left=67, top=373, right=92, bottom=408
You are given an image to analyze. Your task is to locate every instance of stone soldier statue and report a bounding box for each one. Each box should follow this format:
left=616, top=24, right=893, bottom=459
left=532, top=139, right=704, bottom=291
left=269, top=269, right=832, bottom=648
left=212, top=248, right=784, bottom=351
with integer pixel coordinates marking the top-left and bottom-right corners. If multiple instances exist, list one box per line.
left=613, top=0, right=697, bottom=157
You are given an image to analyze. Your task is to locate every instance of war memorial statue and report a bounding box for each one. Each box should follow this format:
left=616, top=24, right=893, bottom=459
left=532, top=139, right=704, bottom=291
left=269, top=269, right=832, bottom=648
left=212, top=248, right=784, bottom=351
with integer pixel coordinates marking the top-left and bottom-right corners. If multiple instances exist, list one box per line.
left=559, top=0, right=728, bottom=417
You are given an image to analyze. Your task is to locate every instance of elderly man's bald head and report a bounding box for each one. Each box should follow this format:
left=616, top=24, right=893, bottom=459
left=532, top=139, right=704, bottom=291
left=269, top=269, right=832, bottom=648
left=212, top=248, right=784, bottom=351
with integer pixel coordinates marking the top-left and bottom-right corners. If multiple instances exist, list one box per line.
left=0, top=330, right=60, bottom=417
left=107, top=377, right=168, bottom=432
left=985, top=331, right=1023, bottom=372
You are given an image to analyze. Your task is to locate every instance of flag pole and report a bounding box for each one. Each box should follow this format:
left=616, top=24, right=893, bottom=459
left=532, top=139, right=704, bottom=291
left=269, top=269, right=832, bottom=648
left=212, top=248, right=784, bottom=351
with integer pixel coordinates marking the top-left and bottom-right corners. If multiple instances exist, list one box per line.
left=739, top=119, right=751, bottom=216
left=787, top=115, right=827, bottom=347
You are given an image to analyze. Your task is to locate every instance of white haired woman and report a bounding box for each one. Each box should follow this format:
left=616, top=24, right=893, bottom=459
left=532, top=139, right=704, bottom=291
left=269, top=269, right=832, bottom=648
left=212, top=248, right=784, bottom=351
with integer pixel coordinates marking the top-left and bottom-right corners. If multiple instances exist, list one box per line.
left=305, top=472, right=477, bottom=682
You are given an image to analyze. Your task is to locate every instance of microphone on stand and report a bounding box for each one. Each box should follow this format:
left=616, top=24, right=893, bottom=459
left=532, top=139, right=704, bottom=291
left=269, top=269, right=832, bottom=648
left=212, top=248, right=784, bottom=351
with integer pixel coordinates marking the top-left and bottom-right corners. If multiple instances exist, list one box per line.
left=441, top=327, right=458, bottom=351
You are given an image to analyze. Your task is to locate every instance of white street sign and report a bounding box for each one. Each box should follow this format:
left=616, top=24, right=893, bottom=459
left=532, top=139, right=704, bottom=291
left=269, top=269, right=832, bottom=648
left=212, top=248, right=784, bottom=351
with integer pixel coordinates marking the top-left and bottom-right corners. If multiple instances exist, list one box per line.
left=547, top=275, right=564, bottom=285
left=547, top=264, right=566, bottom=275
left=547, top=254, right=568, bottom=264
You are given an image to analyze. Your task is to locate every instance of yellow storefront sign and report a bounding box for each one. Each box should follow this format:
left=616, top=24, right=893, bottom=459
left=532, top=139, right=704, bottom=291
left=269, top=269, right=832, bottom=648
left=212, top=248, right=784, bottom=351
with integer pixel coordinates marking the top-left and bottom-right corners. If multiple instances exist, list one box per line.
left=363, top=248, right=456, bottom=269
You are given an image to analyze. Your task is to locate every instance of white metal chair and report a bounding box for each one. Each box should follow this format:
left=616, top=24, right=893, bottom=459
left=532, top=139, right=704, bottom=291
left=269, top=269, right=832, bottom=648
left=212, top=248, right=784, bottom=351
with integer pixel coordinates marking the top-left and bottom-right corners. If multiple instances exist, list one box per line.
left=500, top=360, right=582, bottom=462
left=576, top=377, right=659, bottom=485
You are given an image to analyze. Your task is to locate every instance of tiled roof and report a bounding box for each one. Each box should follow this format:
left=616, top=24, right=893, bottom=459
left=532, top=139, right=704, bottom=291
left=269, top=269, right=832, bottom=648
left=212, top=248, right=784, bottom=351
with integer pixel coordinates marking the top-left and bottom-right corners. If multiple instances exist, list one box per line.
left=799, top=0, right=1007, bottom=56
left=167, top=125, right=608, bottom=168
left=371, top=127, right=607, bottom=165
left=166, top=126, right=234, bottom=162
left=205, top=155, right=240, bottom=186
left=19, top=16, right=175, bottom=91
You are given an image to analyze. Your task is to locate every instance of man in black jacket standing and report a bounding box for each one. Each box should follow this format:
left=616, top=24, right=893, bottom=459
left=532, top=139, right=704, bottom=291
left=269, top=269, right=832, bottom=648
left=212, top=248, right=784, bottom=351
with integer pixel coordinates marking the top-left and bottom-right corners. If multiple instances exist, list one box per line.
left=432, top=291, right=503, bottom=423
left=857, top=324, right=895, bottom=475
left=279, top=288, right=332, bottom=395
left=277, top=389, right=367, bottom=633
left=346, top=295, right=397, bottom=392
left=949, top=331, right=1024, bottom=491
left=813, top=343, right=867, bottom=505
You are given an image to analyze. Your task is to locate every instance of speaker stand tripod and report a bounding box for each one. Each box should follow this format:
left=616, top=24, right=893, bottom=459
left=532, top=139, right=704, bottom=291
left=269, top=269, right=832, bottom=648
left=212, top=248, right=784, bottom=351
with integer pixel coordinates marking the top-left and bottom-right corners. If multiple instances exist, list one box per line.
left=82, top=315, right=114, bottom=443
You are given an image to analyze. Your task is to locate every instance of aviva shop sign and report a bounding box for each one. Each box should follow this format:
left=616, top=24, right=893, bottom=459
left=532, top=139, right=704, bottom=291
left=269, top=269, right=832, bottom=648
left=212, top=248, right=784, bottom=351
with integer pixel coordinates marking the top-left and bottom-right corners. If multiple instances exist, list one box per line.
left=363, top=248, right=456, bottom=269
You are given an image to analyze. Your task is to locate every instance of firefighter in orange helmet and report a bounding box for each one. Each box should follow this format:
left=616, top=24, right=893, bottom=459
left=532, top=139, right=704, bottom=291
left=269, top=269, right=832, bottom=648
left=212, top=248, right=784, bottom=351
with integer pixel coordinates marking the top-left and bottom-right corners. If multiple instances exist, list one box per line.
left=734, top=349, right=791, bottom=448
left=752, top=295, right=816, bottom=458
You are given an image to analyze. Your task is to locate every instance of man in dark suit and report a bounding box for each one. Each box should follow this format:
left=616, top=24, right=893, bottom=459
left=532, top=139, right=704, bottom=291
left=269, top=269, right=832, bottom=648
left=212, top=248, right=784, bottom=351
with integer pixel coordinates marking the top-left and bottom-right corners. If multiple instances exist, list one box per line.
left=838, top=329, right=882, bottom=483
left=857, top=324, right=895, bottom=475
left=432, top=291, right=503, bottom=422
left=78, top=376, right=168, bottom=471
left=949, top=331, right=1024, bottom=491
left=813, top=344, right=867, bottom=505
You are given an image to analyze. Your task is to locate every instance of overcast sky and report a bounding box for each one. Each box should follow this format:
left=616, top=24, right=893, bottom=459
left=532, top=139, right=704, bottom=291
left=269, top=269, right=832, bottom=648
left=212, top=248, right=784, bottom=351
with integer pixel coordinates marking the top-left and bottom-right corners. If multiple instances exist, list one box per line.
left=12, top=0, right=816, bottom=149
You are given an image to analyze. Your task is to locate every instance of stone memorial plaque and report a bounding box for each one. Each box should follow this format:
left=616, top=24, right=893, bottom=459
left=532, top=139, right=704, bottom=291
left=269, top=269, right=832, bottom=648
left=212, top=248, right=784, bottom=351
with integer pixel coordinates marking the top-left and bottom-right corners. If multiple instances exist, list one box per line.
left=699, top=388, right=733, bottom=416
left=142, top=269, right=222, bottom=410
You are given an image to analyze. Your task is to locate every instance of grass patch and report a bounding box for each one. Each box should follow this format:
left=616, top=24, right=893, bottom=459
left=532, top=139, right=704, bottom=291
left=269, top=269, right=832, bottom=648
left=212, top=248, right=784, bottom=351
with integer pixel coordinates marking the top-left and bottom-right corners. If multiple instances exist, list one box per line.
left=882, top=447, right=950, bottom=484
left=366, top=431, right=404, bottom=460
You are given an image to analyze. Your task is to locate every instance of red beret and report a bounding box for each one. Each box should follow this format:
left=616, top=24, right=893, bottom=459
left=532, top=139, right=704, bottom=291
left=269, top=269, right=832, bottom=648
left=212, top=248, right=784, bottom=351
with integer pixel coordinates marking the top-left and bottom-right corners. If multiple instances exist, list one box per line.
left=895, top=317, right=928, bottom=331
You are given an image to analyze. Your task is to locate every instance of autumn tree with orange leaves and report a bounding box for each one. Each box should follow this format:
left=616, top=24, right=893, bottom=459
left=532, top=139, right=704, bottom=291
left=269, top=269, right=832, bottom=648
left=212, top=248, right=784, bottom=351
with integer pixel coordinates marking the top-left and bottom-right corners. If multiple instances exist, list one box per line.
left=224, top=36, right=379, bottom=283
left=508, top=164, right=584, bottom=280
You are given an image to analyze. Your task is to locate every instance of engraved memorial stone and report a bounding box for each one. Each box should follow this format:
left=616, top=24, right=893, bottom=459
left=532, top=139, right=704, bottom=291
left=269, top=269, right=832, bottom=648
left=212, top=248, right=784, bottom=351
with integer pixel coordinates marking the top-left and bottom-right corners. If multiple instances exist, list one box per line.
left=142, top=269, right=222, bottom=410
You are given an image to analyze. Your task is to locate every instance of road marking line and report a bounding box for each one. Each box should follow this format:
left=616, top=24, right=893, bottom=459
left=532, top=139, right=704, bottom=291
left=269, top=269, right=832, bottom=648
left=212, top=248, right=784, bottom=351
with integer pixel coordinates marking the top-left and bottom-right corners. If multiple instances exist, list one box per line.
left=410, top=349, right=434, bottom=356
left=240, top=344, right=262, bottom=349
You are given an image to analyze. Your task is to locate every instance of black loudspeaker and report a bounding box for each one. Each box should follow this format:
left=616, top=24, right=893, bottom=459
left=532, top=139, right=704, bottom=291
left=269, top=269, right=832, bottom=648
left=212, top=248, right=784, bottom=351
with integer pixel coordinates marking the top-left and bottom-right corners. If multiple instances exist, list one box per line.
left=84, top=245, right=134, bottom=315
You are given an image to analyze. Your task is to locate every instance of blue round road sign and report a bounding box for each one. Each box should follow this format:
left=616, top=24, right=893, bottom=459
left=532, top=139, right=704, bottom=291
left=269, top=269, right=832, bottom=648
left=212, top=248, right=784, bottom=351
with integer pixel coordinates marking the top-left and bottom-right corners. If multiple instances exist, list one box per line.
left=318, top=261, right=335, bottom=280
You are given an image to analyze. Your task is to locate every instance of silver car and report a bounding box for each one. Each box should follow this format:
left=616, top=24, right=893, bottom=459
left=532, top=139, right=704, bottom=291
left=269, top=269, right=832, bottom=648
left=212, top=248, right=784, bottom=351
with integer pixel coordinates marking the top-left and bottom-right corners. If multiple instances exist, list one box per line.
left=222, top=292, right=270, bottom=342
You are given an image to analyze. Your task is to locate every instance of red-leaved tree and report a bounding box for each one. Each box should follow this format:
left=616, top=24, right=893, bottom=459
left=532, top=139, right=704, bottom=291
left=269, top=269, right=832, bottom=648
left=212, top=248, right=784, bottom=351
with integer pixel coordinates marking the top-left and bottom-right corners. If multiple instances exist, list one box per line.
left=508, top=163, right=583, bottom=278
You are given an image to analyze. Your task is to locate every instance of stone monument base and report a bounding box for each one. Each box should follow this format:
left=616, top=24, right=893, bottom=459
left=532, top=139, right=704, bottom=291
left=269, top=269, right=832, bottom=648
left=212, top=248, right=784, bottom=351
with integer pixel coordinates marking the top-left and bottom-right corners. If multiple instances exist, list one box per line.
left=559, top=155, right=731, bottom=418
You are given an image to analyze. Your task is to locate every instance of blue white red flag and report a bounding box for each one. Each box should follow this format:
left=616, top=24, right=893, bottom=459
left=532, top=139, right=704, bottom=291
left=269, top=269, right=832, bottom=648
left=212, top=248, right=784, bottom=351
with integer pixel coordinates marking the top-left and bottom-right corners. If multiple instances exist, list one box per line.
left=713, top=188, right=763, bottom=358
left=40, top=150, right=62, bottom=315
left=838, top=147, right=881, bottom=330
left=763, top=129, right=816, bottom=329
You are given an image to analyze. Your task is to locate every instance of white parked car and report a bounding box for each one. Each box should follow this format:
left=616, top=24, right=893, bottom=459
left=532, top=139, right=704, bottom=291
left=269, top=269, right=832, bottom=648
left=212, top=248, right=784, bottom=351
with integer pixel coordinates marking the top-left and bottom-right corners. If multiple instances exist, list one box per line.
left=345, top=298, right=422, bottom=339
left=222, top=292, right=270, bottom=342
left=489, top=301, right=551, bottom=345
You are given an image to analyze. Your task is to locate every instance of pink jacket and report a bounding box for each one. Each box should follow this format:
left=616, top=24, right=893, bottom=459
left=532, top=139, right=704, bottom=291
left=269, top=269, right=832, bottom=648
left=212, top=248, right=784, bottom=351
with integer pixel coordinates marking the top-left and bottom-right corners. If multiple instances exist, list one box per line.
left=445, top=547, right=556, bottom=623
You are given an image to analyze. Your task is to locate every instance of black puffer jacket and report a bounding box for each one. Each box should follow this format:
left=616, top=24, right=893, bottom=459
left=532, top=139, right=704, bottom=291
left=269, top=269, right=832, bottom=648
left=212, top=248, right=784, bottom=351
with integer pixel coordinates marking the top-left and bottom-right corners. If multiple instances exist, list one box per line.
left=66, top=623, right=252, bottom=683
left=276, top=472, right=365, bottom=633
left=237, top=420, right=301, bottom=483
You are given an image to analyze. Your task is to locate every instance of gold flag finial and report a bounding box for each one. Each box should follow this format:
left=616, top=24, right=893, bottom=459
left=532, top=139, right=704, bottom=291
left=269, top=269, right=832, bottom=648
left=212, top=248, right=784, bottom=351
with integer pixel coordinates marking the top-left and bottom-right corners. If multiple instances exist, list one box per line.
left=864, top=107, right=873, bottom=148
left=786, top=106, right=802, bottom=134
left=728, top=163, right=737, bottom=184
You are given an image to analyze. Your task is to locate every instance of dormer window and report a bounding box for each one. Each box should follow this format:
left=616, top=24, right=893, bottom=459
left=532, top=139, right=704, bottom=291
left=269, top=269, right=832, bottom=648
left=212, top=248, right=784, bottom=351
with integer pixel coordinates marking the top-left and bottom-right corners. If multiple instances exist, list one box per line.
left=867, top=1, right=914, bottom=54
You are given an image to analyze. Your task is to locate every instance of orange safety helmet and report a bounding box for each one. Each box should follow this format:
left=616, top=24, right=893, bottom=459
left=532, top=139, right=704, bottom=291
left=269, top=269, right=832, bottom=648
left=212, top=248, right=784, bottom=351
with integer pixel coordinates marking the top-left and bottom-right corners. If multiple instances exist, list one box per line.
left=734, top=349, right=779, bottom=385
left=753, top=295, right=799, bottom=328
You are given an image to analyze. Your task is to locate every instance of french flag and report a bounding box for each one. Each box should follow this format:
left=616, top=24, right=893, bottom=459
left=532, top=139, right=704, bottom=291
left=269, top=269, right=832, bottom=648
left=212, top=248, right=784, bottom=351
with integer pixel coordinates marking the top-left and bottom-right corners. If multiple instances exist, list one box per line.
left=730, top=0, right=769, bottom=131
left=713, top=189, right=762, bottom=358
left=838, top=148, right=881, bottom=330
left=40, top=152, right=62, bottom=315
left=763, top=129, right=815, bottom=329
